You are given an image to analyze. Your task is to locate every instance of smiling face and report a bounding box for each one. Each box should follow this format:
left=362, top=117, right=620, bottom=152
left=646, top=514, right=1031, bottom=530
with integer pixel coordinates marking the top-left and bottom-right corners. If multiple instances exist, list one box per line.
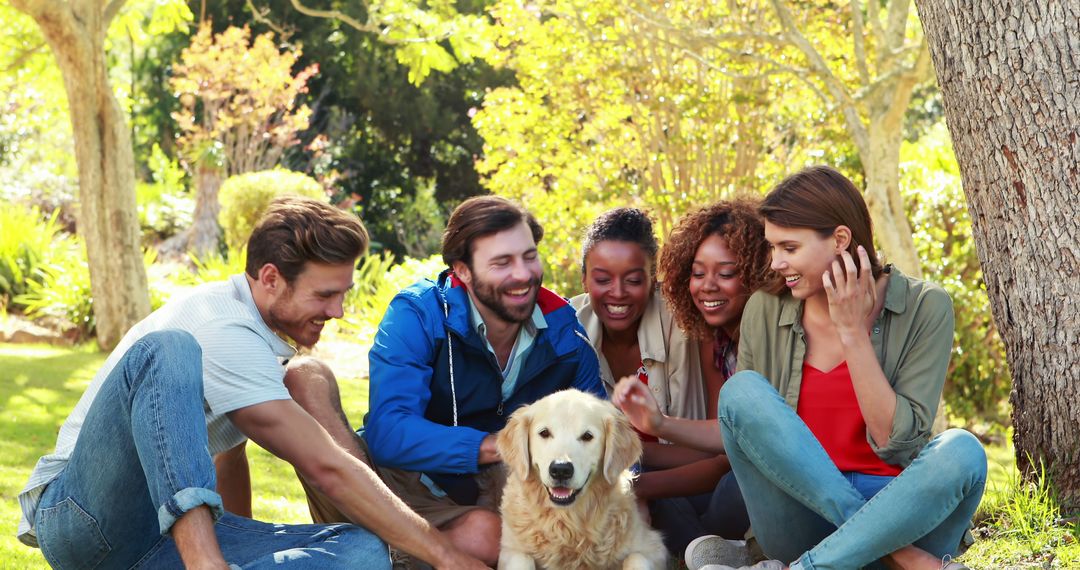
left=583, top=240, right=653, bottom=335
left=764, top=221, right=843, bottom=300
left=455, top=221, right=544, bottom=326
left=688, top=234, right=751, bottom=337
left=266, top=261, right=355, bottom=348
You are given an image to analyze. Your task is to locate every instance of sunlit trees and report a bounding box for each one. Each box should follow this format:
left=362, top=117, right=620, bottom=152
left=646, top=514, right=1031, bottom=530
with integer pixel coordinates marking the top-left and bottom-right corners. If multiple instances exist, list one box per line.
left=477, top=0, right=934, bottom=287
left=476, top=1, right=793, bottom=287
left=162, top=23, right=317, bottom=257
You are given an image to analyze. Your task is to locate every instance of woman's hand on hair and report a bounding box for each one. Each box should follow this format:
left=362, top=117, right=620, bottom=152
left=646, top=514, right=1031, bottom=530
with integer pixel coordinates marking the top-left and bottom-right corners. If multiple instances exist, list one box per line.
left=612, top=376, right=664, bottom=436
left=822, top=245, right=877, bottom=342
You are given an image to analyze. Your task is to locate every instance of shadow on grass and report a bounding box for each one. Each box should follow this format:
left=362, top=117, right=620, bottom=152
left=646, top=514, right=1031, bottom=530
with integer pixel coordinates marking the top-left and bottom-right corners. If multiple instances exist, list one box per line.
left=0, top=345, right=105, bottom=470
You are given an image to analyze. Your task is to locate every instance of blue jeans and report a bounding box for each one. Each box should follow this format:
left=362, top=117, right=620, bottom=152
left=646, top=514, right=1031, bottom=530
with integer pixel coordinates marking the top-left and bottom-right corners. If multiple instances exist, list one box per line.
left=650, top=471, right=750, bottom=555
left=718, top=371, right=986, bottom=570
left=34, top=330, right=391, bottom=569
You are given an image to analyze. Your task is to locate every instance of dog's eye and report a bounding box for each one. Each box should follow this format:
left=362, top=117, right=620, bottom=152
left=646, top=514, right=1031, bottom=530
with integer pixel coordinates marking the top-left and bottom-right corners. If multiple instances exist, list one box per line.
left=538, top=428, right=551, bottom=439
left=580, top=431, right=594, bottom=442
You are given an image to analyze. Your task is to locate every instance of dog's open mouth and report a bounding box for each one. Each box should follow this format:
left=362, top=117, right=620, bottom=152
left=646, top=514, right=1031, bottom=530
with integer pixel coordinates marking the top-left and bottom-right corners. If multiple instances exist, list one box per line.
left=547, top=486, right=581, bottom=506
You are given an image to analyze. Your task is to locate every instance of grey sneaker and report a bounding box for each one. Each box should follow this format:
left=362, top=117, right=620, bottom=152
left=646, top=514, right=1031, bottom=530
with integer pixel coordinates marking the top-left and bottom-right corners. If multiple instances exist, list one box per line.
left=698, top=561, right=786, bottom=570
left=685, top=535, right=753, bottom=570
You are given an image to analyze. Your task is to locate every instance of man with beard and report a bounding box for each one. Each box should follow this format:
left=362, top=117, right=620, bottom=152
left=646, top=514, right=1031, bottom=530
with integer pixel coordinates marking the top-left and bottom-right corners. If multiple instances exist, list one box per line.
left=17, top=197, right=487, bottom=570
left=286, top=195, right=603, bottom=566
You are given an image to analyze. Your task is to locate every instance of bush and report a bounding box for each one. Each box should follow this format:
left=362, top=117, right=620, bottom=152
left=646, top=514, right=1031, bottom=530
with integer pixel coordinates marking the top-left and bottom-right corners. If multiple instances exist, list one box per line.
left=168, top=245, right=248, bottom=288
left=0, top=205, right=68, bottom=310
left=218, top=168, right=326, bottom=251
left=901, top=125, right=1011, bottom=425
left=336, top=253, right=447, bottom=345
left=137, top=144, right=193, bottom=243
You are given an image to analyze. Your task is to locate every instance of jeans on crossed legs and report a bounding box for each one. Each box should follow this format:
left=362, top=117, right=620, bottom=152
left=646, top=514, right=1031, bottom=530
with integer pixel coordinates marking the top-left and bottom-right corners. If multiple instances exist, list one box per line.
left=718, top=371, right=986, bottom=570
left=34, top=329, right=391, bottom=569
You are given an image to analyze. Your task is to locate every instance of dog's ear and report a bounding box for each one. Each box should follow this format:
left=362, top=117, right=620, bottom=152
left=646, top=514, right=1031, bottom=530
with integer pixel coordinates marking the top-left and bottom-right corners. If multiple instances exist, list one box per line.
left=497, top=405, right=532, bottom=481
left=603, top=404, right=642, bottom=484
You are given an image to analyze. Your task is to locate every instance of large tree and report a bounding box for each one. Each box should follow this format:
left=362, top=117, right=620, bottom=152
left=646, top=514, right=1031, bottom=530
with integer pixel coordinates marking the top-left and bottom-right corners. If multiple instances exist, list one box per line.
left=10, top=0, right=150, bottom=349
left=915, top=1, right=1080, bottom=505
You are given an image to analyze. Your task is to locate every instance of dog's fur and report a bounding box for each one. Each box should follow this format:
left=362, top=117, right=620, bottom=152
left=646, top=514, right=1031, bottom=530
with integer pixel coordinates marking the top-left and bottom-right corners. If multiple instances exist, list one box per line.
left=496, top=389, right=666, bottom=570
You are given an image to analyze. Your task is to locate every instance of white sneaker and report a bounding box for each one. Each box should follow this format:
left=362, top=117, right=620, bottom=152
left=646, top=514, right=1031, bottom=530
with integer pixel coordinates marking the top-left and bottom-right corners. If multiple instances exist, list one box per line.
left=698, top=561, right=786, bottom=570
left=685, top=535, right=752, bottom=570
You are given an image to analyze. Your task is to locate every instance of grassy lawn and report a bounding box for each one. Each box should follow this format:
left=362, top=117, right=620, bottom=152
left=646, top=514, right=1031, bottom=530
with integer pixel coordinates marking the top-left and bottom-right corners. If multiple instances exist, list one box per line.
left=1, top=342, right=1075, bottom=569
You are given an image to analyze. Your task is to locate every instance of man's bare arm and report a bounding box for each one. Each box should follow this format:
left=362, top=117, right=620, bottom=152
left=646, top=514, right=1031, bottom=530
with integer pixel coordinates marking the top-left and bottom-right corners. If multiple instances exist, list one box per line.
left=228, top=400, right=487, bottom=570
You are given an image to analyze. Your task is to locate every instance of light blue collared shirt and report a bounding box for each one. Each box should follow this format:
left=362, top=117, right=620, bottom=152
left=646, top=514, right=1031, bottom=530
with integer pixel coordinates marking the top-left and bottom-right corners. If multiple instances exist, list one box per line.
left=467, top=296, right=548, bottom=401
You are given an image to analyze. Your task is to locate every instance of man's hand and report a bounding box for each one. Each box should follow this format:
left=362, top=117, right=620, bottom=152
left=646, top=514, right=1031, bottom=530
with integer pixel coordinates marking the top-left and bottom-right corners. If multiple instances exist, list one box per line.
left=612, top=376, right=665, bottom=437
left=479, top=433, right=502, bottom=465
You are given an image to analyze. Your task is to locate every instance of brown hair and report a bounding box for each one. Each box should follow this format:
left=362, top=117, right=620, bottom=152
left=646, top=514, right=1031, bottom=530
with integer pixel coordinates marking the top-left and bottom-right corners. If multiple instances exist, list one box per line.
left=759, top=165, right=882, bottom=294
left=658, top=197, right=772, bottom=339
left=245, top=196, right=370, bottom=283
left=442, top=195, right=543, bottom=267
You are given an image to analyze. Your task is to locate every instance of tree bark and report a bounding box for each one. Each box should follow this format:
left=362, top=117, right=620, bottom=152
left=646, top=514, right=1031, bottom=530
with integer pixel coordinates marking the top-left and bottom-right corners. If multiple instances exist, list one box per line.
left=159, top=164, right=223, bottom=258
left=915, top=0, right=1080, bottom=506
left=12, top=0, right=150, bottom=350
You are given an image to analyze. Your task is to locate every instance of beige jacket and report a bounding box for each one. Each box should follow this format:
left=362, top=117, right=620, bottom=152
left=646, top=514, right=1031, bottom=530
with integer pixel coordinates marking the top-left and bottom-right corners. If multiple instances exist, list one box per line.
left=571, top=291, right=706, bottom=421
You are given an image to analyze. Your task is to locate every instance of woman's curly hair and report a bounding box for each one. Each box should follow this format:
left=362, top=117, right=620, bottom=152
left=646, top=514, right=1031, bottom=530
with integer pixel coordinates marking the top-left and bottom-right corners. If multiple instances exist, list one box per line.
left=658, top=197, right=773, bottom=339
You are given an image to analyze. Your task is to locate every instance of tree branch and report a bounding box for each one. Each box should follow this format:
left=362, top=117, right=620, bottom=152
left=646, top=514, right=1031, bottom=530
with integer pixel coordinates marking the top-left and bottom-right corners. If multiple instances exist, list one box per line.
left=624, top=4, right=790, bottom=48
left=288, top=0, right=451, bottom=45
left=883, top=0, right=911, bottom=52
left=769, top=0, right=868, bottom=154
left=1, top=40, right=47, bottom=73
left=246, top=0, right=291, bottom=39
left=104, top=0, right=127, bottom=27
left=851, top=0, right=871, bottom=84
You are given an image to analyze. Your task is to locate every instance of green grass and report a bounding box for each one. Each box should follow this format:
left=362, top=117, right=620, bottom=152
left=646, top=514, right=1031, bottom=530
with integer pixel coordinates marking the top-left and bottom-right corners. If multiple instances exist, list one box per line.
left=1, top=342, right=1075, bottom=569
left=0, top=342, right=370, bottom=569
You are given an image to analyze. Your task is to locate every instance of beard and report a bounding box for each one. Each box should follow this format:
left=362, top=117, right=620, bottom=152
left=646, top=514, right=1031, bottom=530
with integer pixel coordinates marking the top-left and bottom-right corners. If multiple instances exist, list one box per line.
left=469, top=270, right=543, bottom=325
left=267, top=290, right=321, bottom=348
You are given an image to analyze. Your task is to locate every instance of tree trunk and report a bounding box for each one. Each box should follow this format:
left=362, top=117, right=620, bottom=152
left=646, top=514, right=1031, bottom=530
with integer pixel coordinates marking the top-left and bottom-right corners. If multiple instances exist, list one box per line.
left=915, top=0, right=1080, bottom=506
left=159, top=163, right=223, bottom=258
left=863, top=125, right=921, bottom=276
left=12, top=0, right=150, bottom=350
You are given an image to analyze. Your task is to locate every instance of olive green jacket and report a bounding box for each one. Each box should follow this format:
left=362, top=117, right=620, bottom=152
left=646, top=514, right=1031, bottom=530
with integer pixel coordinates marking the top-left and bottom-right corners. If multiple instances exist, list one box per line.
left=737, top=267, right=954, bottom=468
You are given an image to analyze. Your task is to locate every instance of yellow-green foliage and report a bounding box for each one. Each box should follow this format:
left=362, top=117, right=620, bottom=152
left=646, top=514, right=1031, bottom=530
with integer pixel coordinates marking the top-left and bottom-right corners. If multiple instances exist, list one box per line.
left=476, top=0, right=840, bottom=293
left=218, top=169, right=327, bottom=250
left=335, top=253, right=447, bottom=346
left=900, top=124, right=1010, bottom=424
left=0, top=206, right=67, bottom=305
left=171, top=23, right=316, bottom=172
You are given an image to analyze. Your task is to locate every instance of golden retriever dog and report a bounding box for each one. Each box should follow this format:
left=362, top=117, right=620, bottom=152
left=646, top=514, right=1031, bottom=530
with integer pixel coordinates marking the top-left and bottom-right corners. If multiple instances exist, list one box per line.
left=496, top=389, right=666, bottom=570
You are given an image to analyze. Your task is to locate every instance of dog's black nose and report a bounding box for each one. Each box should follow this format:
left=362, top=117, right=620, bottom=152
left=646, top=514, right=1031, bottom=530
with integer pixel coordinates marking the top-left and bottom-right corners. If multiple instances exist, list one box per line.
left=549, top=461, right=574, bottom=481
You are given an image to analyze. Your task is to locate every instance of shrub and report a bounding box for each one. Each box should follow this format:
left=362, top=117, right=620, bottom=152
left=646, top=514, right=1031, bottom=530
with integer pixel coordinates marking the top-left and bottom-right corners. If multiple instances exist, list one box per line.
left=168, top=245, right=249, bottom=288
left=14, top=232, right=93, bottom=339
left=0, top=205, right=67, bottom=310
left=218, top=168, right=326, bottom=251
left=336, top=253, right=447, bottom=345
left=137, top=144, right=193, bottom=243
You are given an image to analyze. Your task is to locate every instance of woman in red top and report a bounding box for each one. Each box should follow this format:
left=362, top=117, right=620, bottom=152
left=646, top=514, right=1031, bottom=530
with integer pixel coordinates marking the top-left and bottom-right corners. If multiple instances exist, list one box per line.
left=615, top=166, right=986, bottom=570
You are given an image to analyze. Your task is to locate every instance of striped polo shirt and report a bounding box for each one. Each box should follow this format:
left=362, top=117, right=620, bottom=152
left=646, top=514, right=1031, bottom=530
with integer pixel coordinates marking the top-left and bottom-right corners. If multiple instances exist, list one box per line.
left=17, top=274, right=295, bottom=547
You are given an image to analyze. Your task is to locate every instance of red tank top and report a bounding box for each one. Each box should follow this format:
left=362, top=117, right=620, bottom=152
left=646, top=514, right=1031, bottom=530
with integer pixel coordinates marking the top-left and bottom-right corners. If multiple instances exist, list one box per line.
left=796, top=361, right=902, bottom=476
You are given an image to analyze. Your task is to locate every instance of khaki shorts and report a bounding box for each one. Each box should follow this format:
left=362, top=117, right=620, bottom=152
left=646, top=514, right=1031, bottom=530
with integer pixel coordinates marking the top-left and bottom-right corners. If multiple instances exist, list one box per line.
left=297, top=434, right=482, bottom=529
